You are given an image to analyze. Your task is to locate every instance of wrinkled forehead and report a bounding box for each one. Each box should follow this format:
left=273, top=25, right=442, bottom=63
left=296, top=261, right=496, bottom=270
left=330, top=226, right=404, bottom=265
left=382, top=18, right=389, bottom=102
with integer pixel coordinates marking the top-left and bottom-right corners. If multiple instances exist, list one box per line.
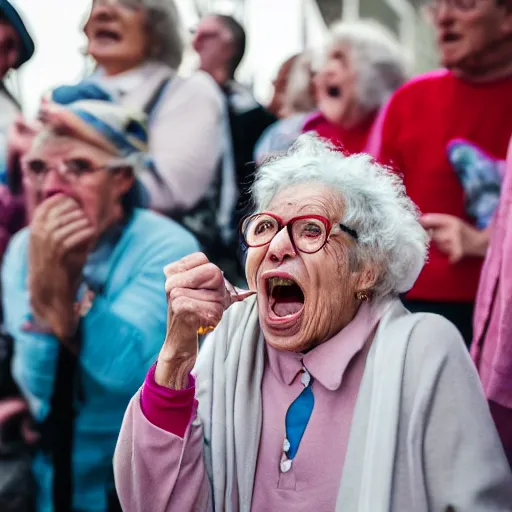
left=28, top=133, right=112, bottom=162
left=325, top=41, right=352, bottom=63
left=91, top=0, right=141, bottom=8
left=266, top=183, right=345, bottom=221
left=197, top=16, right=232, bottom=40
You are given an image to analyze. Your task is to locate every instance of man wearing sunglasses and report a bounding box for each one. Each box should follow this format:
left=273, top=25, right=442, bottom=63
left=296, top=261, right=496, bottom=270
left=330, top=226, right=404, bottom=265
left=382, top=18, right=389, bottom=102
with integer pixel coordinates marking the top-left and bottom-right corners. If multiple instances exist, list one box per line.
left=376, top=0, right=512, bottom=346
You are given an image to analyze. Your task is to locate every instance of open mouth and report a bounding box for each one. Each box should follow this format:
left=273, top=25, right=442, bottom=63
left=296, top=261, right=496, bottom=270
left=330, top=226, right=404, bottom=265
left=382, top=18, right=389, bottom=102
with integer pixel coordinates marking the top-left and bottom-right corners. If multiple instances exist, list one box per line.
left=266, top=277, right=305, bottom=318
left=441, top=32, right=461, bottom=43
left=327, top=85, right=341, bottom=98
left=94, top=28, right=122, bottom=43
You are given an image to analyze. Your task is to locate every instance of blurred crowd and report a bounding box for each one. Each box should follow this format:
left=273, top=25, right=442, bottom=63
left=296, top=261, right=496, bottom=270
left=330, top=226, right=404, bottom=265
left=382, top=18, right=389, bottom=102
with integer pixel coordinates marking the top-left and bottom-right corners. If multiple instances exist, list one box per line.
left=0, top=0, right=511, bottom=511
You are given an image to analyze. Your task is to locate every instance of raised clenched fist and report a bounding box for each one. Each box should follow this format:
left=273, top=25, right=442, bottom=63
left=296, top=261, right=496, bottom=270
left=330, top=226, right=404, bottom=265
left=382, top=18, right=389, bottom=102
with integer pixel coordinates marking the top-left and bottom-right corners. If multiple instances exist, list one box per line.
left=155, top=252, right=254, bottom=389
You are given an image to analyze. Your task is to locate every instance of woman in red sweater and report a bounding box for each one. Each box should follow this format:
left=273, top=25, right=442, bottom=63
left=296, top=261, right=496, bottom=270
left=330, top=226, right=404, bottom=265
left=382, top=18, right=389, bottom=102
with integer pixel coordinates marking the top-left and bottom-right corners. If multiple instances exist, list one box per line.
left=304, top=20, right=408, bottom=155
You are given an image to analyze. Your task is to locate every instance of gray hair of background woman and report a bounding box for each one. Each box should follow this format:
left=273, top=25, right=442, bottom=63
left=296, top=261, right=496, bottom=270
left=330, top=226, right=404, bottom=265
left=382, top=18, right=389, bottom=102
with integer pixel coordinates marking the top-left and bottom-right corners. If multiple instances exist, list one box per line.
left=253, top=134, right=428, bottom=299
left=329, top=20, right=410, bottom=114
left=139, top=0, right=184, bottom=69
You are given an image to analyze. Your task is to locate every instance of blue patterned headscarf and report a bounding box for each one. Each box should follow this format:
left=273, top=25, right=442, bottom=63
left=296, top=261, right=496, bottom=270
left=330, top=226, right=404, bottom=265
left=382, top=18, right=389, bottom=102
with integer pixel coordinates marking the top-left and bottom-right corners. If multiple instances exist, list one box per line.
left=43, top=83, right=153, bottom=208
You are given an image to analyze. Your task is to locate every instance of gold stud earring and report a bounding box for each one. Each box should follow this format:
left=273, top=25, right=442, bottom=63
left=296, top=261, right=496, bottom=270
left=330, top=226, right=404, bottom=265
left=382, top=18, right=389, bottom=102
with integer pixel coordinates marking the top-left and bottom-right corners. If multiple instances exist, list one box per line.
left=356, top=290, right=370, bottom=302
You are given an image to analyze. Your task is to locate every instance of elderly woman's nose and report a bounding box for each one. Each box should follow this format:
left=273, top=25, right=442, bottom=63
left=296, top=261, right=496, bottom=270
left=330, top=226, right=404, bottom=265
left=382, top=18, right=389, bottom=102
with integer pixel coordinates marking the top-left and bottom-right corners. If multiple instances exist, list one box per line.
left=267, top=228, right=297, bottom=263
left=434, top=3, right=455, bottom=24
left=90, top=1, right=117, bottom=19
left=322, top=58, right=339, bottom=74
left=315, top=67, right=332, bottom=87
left=42, top=168, right=68, bottom=193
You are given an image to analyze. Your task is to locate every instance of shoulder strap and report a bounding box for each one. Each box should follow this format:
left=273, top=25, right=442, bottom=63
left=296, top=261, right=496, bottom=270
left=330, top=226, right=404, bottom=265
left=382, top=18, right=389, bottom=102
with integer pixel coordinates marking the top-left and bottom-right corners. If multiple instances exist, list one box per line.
left=144, top=77, right=172, bottom=118
left=38, top=323, right=83, bottom=512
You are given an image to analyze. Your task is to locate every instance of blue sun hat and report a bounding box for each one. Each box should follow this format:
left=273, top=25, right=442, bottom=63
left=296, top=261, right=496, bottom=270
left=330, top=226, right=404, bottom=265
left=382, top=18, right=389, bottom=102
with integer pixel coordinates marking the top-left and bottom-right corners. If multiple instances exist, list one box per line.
left=40, top=93, right=155, bottom=208
left=0, top=0, right=35, bottom=68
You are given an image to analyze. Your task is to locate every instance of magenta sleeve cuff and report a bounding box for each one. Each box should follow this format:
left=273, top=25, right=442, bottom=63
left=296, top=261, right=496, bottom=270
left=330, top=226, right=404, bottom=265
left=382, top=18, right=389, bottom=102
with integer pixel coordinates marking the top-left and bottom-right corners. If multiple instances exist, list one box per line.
left=140, top=364, right=197, bottom=438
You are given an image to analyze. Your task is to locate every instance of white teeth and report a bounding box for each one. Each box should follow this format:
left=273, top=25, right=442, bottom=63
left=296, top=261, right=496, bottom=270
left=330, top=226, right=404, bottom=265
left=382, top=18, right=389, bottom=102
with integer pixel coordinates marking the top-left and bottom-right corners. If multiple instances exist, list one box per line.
left=267, top=277, right=296, bottom=296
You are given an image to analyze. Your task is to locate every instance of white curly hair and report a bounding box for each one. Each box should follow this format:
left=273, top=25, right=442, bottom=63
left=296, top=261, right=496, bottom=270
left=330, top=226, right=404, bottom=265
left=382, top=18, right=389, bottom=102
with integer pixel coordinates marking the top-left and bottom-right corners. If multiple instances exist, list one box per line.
left=328, top=19, right=410, bottom=114
left=252, top=134, right=428, bottom=298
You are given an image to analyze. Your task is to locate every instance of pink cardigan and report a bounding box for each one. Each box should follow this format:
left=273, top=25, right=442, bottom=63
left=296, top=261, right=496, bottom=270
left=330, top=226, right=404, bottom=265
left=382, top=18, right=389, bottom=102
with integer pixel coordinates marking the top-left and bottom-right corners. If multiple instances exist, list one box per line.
left=471, top=137, right=512, bottom=463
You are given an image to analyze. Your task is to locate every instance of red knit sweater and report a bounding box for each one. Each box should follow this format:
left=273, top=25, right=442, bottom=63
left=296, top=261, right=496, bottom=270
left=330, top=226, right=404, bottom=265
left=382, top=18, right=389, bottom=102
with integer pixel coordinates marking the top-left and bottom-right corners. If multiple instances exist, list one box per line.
left=303, top=111, right=376, bottom=155
left=379, top=70, right=512, bottom=302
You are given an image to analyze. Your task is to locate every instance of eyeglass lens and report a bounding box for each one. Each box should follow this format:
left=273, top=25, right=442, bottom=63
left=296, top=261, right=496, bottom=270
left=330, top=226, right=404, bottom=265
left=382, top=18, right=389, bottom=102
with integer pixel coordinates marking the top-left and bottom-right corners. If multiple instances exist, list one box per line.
left=25, top=159, right=99, bottom=181
left=243, top=214, right=328, bottom=254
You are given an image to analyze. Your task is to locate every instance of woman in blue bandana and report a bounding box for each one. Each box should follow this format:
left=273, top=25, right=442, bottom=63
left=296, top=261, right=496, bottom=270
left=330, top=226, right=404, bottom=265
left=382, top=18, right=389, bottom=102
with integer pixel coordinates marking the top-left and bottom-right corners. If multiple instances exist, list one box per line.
left=1, top=97, right=200, bottom=512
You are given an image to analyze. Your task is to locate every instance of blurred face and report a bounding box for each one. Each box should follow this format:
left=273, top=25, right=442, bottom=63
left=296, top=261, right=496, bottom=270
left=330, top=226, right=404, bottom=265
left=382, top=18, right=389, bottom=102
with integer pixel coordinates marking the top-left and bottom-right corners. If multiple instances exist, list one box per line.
left=0, top=21, right=21, bottom=78
left=315, top=44, right=364, bottom=128
left=193, top=16, right=233, bottom=73
left=22, top=136, right=134, bottom=234
left=85, top=0, right=148, bottom=75
left=245, top=183, right=375, bottom=353
left=428, top=0, right=512, bottom=76
left=267, top=56, right=297, bottom=118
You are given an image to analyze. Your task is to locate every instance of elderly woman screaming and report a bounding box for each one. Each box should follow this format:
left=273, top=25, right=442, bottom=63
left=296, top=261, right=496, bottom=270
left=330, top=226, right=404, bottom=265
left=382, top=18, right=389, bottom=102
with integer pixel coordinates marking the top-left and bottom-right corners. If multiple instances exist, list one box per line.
left=305, top=20, right=408, bottom=155
left=114, top=135, right=512, bottom=511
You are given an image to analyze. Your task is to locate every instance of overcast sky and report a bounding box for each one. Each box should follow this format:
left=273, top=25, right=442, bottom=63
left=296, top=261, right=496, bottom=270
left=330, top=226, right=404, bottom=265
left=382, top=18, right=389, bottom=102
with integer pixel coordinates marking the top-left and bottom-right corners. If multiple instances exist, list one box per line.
left=11, top=0, right=327, bottom=116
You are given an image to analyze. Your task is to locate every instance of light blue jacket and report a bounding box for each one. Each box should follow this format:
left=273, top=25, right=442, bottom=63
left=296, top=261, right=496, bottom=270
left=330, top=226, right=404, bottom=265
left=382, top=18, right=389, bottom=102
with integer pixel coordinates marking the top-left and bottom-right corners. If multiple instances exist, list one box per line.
left=2, top=209, right=200, bottom=512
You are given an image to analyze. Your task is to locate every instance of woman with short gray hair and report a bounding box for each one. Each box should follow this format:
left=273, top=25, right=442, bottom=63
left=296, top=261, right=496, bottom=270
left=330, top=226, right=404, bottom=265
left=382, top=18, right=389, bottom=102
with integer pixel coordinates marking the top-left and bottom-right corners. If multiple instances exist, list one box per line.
left=256, top=20, right=408, bottom=163
left=305, top=19, right=409, bottom=155
left=114, top=134, right=512, bottom=512
left=71, top=0, right=224, bottom=246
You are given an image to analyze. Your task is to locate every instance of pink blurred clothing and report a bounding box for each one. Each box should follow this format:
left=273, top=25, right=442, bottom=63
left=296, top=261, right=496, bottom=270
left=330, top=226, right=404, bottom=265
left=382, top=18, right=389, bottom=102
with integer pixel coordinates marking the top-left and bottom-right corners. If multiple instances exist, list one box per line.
left=0, top=185, right=25, bottom=261
left=472, top=137, right=512, bottom=465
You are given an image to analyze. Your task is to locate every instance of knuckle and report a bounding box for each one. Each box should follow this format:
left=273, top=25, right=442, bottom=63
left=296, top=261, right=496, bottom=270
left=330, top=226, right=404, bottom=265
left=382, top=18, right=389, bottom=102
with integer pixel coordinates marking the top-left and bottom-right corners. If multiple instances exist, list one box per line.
left=204, top=263, right=223, bottom=286
left=168, top=287, right=183, bottom=301
left=207, top=304, right=224, bottom=323
left=163, top=263, right=176, bottom=277
left=194, top=252, right=209, bottom=264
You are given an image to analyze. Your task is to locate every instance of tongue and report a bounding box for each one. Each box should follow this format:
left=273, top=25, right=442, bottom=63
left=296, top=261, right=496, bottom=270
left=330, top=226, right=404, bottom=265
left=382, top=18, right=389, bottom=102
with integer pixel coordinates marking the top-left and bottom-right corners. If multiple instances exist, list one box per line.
left=272, top=299, right=303, bottom=317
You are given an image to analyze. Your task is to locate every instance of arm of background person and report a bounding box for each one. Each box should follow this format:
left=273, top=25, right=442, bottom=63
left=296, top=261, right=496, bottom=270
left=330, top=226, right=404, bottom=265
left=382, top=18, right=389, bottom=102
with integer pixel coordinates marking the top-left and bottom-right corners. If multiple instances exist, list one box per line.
left=421, top=214, right=491, bottom=263
left=2, top=229, right=59, bottom=422
left=140, top=72, right=224, bottom=213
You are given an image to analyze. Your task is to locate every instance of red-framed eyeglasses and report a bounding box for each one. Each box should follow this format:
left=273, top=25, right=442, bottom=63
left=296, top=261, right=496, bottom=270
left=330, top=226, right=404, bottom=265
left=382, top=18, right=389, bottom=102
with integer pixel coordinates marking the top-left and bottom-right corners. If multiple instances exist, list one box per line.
left=241, top=212, right=358, bottom=255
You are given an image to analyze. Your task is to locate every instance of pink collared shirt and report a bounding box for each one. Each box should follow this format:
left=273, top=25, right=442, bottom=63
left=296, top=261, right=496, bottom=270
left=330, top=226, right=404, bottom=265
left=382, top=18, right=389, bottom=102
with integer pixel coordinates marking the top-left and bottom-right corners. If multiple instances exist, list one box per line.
left=139, top=300, right=389, bottom=511
left=471, top=138, right=512, bottom=462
